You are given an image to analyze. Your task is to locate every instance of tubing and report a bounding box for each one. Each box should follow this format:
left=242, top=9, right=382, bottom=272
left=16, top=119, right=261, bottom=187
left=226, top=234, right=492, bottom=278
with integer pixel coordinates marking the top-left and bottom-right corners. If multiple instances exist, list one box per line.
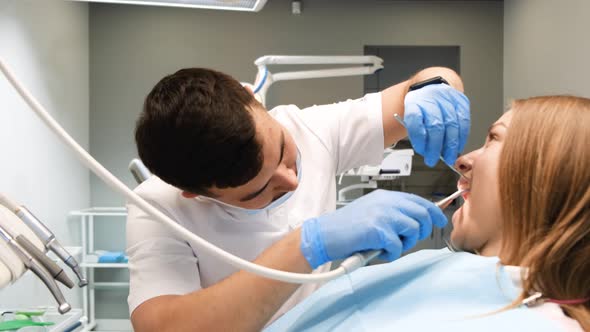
left=0, top=57, right=365, bottom=284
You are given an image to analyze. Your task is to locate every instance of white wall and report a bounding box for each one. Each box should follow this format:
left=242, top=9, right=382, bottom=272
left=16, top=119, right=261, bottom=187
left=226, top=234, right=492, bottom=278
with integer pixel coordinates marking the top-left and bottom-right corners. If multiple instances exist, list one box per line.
left=504, top=0, right=590, bottom=101
left=0, top=0, right=89, bottom=309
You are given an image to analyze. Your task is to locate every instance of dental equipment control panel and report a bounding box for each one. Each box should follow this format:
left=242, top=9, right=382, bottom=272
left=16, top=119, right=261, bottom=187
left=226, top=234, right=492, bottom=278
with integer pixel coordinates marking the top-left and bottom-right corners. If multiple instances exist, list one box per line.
left=344, top=148, right=414, bottom=179
left=338, top=149, right=414, bottom=203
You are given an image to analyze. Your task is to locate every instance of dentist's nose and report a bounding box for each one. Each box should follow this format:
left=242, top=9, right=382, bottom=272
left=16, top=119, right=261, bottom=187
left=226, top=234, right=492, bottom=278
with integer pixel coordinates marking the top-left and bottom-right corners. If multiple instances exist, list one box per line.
left=275, top=165, right=298, bottom=192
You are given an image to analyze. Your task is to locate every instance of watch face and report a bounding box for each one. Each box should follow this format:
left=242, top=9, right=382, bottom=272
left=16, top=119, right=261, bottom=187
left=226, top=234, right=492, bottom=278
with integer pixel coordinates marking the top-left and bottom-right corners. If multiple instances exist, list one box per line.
left=409, top=76, right=449, bottom=91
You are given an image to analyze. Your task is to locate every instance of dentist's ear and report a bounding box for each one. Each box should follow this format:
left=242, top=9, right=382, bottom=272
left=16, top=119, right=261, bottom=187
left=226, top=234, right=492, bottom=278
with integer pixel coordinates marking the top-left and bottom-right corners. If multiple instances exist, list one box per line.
left=242, top=83, right=255, bottom=96
left=241, top=82, right=263, bottom=104
left=181, top=191, right=199, bottom=198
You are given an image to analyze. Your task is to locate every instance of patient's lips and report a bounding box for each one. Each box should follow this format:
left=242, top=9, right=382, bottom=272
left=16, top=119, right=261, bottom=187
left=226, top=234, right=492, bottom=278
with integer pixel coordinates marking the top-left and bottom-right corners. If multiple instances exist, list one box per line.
left=457, top=178, right=471, bottom=200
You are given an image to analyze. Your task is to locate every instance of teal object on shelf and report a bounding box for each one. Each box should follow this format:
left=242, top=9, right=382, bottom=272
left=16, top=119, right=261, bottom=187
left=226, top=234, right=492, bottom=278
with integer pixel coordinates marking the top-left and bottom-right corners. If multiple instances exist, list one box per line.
left=98, top=251, right=128, bottom=263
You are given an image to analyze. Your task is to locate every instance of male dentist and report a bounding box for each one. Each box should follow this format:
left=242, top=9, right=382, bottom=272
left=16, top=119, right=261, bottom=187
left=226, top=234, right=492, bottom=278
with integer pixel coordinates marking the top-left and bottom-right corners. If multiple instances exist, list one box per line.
left=127, top=66, right=469, bottom=331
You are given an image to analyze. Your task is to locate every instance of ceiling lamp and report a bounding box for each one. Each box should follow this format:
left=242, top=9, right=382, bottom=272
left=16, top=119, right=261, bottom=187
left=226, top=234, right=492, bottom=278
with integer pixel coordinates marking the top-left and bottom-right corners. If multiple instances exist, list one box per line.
left=76, top=0, right=268, bottom=12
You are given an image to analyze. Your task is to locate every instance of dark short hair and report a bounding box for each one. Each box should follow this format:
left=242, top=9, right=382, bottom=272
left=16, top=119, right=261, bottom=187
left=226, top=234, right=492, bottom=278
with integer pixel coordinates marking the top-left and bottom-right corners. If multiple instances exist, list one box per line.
left=135, top=68, right=263, bottom=194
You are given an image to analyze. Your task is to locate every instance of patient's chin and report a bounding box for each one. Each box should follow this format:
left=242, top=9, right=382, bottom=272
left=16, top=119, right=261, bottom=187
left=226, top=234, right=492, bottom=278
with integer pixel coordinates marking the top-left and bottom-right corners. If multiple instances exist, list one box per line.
left=449, top=231, right=478, bottom=253
left=450, top=209, right=475, bottom=252
left=449, top=230, right=465, bottom=250
left=451, top=207, right=466, bottom=232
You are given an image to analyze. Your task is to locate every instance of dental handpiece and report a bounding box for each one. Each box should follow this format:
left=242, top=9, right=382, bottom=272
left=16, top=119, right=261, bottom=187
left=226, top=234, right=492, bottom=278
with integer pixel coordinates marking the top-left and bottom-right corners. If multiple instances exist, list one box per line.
left=338, top=189, right=468, bottom=272
left=0, top=226, right=71, bottom=314
left=0, top=194, right=88, bottom=287
left=15, top=235, right=74, bottom=288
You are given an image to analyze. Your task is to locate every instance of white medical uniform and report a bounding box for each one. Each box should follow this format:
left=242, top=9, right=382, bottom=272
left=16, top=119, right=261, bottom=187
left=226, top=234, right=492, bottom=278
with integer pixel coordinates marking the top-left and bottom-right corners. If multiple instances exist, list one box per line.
left=126, top=93, right=385, bottom=323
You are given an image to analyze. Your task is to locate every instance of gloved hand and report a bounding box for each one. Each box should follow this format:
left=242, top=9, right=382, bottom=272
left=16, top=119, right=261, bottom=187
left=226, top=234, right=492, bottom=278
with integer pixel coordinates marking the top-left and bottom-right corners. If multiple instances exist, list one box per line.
left=300, top=190, right=447, bottom=269
left=404, top=83, right=470, bottom=167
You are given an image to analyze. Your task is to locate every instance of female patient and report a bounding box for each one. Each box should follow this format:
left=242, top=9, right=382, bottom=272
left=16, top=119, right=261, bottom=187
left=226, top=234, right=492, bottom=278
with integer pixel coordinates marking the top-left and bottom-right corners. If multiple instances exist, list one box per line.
left=265, top=96, right=590, bottom=331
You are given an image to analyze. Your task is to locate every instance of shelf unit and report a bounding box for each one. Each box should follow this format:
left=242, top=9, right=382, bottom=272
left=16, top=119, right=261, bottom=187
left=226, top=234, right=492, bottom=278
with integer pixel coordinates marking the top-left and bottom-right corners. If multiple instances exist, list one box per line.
left=70, top=207, right=129, bottom=332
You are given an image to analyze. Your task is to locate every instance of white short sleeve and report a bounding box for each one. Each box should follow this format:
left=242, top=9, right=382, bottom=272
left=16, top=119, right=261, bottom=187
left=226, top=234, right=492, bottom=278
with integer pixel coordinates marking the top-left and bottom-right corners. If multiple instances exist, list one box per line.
left=290, top=92, right=384, bottom=174
left=126, top=200, right=201, bottom=314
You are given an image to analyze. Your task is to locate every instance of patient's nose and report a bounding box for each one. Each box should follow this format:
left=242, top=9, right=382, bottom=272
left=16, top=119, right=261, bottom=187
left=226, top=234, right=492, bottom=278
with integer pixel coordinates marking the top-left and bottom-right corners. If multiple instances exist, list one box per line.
left=455, top=153, right=473, bottom=175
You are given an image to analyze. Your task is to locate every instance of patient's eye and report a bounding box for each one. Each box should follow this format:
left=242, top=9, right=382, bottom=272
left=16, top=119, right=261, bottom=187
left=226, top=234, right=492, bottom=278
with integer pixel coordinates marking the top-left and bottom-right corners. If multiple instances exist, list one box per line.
left=484, top=132, right=500, bottom=147
left=487, top=131, right=499, bottom=142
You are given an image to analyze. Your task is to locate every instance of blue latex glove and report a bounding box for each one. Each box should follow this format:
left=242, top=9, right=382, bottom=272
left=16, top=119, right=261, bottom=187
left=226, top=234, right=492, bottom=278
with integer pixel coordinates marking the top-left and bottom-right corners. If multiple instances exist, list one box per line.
left=404, top=83, right=470, bottom=167
left=300, top=190, right=447, bottom=269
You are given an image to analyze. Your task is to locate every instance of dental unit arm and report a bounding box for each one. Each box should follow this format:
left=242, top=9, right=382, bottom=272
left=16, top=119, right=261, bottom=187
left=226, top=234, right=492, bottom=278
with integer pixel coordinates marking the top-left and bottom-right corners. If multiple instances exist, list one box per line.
left=250, top=55, right=384, bottom=106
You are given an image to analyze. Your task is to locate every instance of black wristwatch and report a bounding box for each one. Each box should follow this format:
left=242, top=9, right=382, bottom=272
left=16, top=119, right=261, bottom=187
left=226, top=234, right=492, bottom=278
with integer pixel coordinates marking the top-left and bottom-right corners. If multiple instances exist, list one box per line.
left=408, top=76, right=449, bottom=91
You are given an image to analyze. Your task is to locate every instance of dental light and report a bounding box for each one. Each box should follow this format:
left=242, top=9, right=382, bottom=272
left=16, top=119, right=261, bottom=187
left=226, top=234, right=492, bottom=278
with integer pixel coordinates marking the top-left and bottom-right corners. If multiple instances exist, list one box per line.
left=73, top=0, right=268, bottom=12
left=0, top=57, right=376, bottom=285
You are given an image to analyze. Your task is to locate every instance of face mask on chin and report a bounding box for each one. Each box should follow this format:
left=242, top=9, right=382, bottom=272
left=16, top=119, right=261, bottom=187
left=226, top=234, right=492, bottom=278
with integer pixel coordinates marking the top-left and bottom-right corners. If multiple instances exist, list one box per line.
left=197, top=149, right=302, bottom=215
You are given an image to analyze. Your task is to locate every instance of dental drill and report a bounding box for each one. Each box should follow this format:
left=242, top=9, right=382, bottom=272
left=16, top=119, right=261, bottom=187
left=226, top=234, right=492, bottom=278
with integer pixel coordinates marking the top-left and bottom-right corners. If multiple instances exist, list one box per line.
left=0, top=226, right=71, bottom=314
left=14, top=235, right=75, bottom=289
left=0, top=194, right=87, bottom=287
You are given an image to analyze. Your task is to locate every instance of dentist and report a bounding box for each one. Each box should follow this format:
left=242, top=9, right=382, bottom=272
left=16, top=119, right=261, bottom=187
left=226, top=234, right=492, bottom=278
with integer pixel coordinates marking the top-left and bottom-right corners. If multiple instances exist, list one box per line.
left=127, top=66, right=469, bottom=332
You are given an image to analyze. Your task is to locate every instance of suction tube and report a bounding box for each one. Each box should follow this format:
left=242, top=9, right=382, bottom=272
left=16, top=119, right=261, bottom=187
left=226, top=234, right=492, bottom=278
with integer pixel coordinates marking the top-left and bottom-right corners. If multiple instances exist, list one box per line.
left=0, top=58, right=373, bottom=284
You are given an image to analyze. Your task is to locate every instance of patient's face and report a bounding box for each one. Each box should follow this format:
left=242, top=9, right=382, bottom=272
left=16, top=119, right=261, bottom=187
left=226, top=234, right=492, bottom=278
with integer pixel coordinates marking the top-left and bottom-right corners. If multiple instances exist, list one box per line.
left=450, top=111, right=512, bottom=255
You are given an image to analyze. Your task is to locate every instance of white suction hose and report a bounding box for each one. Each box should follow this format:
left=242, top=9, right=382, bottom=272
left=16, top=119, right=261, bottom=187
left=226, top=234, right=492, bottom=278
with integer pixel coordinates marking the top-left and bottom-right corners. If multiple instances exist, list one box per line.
left=0, top=58, right=371, bottom=283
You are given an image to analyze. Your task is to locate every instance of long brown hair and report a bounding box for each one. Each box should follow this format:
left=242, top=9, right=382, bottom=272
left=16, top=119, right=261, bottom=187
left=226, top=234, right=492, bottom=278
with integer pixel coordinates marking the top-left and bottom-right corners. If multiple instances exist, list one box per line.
left=498, top=96, right=590, bottom=329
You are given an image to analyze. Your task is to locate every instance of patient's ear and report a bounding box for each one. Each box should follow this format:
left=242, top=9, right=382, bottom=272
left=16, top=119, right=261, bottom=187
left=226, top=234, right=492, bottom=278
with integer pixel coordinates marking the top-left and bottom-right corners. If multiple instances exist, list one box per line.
left=181, top=191, right=198, bottom=198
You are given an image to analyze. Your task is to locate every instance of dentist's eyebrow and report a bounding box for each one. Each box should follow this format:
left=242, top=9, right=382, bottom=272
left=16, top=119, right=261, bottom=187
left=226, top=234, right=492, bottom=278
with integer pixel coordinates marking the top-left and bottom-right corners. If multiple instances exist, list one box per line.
left=239, top=131, right=285, bottom=202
